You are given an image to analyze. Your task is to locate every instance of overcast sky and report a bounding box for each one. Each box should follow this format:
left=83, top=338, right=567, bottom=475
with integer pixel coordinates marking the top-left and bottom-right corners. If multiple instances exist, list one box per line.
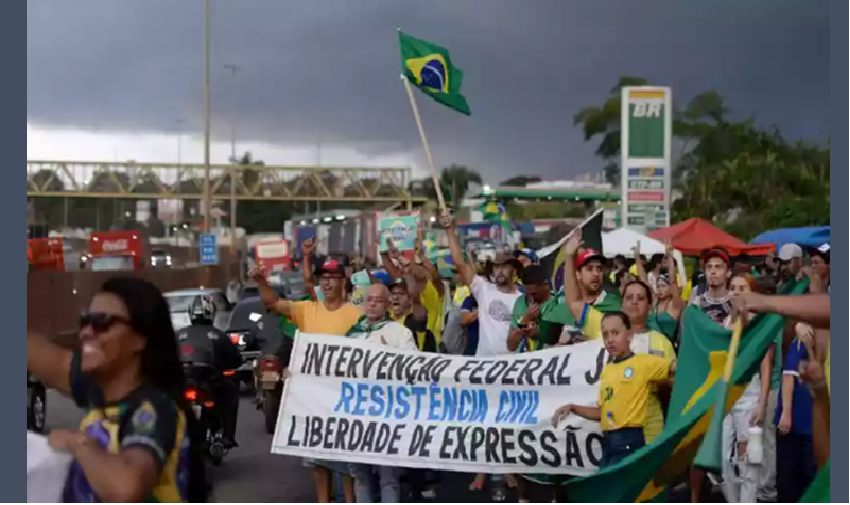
left=27, top=0, right=829, bottom=183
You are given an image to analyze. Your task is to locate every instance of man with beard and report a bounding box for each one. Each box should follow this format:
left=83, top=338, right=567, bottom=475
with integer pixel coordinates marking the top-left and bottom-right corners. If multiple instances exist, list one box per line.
left=562, top=231, right=618, bottom=340
left=777, top=243, right=804, bottom=290
left=442, top=209, right=522, bottom=500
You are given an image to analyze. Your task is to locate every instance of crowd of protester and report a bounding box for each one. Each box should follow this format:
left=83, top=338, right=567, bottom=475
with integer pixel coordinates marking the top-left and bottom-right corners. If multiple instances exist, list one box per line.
left=27, top=208, right=830, bottom=503
left=254, top=211, right=830, bottom=504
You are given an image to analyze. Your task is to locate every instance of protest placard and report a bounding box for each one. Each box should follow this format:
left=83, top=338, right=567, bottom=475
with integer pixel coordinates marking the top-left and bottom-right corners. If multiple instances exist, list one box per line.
left=378, top=213, right=420, bottom=252
left=271, top=333, right=606, bottom=476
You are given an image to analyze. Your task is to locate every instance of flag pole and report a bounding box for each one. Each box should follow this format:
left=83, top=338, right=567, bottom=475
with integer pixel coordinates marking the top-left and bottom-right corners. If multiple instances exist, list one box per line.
left=694, top=316, right=745, bottom=472
left=401, top=74, right=447, bottom=210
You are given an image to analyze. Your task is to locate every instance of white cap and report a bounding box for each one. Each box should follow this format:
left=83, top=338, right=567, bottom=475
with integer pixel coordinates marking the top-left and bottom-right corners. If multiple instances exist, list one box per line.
left=778, top=243, right=803, bottom=261
left=817, top=243, right=831, bottom=254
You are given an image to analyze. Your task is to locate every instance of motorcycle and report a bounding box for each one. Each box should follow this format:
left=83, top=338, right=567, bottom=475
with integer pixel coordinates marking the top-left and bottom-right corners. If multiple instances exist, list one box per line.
left=255, top=355, right=285, bottom=435
left=27, top=373, right=47, bottom=434
left=183, top=363, right=230, bottom=466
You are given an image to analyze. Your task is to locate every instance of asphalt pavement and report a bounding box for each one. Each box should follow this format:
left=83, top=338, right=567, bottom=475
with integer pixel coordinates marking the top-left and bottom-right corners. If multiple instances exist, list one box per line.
left=43, top=391, right=700, bottom=503
left=43, top=391, right=547, bottom=503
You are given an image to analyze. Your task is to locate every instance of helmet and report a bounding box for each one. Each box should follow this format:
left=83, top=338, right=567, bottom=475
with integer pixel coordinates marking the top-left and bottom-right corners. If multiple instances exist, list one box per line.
left=188, top=295, right=216, bottom=325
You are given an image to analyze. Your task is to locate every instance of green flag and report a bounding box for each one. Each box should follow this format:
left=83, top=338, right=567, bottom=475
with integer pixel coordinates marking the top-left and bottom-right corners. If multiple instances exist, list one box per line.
left=399, top=31, right=471, bottom=115
left=565, top=279, right=809, bottom=503
left=800, top=462, right=830, bottom=503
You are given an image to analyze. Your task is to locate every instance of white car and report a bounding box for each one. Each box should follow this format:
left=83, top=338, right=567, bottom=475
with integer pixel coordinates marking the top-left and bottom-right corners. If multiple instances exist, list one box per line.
left=164, top=289, right=232, bottom=331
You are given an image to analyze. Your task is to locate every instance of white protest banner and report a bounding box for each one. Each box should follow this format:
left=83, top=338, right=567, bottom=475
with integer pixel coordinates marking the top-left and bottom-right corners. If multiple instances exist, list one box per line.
left=27, top=432, right=72, bottom=503
left=271, top=333, right=607, bottom=476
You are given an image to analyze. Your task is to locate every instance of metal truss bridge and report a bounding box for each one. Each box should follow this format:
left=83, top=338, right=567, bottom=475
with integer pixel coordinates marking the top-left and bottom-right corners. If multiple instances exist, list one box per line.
left=27, top=160, right=425, bottom=206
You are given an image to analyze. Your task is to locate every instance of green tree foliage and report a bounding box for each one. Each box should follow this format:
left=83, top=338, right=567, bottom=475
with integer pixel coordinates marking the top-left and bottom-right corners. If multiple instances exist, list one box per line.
left=577, top=78, right=830, bottom=239
left=410, top=165, right=483, bottom=210
left=234, top=152, right=295, bottom=234
left=500, top=175, right=542, bottom=187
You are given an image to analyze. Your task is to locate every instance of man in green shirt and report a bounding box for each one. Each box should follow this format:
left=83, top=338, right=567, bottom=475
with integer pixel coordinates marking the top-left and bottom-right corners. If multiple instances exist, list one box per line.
left=507, top=266, right=573, bottom=352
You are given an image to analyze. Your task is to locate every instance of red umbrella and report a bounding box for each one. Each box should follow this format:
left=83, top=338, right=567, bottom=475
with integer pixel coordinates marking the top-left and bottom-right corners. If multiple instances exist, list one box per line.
left=648, top=218, right=775, bottom=257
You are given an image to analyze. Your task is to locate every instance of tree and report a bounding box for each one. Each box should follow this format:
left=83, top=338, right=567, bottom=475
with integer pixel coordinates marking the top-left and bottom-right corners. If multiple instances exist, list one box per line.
left=577, top=78, right=829, bottom=239
left=234, top=152, right=294, bottom=234
left=411, top=165, right=483, bottom=209
left=440, top=165, right=482, bottom=209
left=500, top=175, right=542, bottom=187
left=573, top=76, right=650, bottom=184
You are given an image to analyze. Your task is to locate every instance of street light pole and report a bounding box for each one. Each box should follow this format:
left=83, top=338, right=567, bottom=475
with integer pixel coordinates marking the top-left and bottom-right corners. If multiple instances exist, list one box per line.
left=202, top=0, right=212, bottom=233
left=224, top=63, right=239, bottom=256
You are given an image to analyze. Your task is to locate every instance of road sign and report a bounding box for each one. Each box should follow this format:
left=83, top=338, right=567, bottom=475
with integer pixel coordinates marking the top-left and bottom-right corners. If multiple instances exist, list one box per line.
left=621, top=87, right=673, bottom=232
left=199, top=234, right=219, bottom=266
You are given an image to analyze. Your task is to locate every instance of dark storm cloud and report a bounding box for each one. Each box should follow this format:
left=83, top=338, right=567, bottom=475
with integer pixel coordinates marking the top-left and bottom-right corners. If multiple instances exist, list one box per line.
left=27, top=0, right=829, bottom=181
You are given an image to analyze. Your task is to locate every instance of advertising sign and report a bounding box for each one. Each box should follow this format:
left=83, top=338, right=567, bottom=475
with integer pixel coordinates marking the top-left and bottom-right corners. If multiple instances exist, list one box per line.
left=621, top=87, right=672, bottom=231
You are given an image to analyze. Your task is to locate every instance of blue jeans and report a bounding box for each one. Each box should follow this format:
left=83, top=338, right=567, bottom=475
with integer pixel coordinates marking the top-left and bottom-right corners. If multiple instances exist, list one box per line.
left=348, top=464, right=400, bottom=503
left=601, top=428, right=646, bottom=468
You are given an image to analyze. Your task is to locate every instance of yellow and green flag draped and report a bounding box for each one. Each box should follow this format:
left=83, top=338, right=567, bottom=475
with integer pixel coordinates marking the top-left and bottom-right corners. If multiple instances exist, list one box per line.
left=565, top=278, right=809, bottom=503
left=399, top=31, right=471, bottom=116
left=800, top=462, right=830, bottom=503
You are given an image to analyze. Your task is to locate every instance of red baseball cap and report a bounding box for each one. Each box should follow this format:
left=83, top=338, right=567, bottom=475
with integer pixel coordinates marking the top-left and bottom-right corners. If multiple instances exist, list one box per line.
left=315, top=258, right=346, bottom=277
left=702, top=248, right=731, bottom=267
left=576, top=249, right=606, bottom=269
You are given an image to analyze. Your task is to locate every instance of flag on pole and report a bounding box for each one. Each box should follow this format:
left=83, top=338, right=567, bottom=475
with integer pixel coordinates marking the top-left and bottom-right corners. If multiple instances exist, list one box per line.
left=399, top=31, right=471, bottom=116
left=565, top=278, right=810, bottom=503
left=538, top=209, right=604, bottom=291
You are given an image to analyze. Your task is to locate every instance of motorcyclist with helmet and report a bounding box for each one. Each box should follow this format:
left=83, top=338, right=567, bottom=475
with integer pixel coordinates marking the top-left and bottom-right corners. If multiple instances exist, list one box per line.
left=176, top=295, right=243, bottom=449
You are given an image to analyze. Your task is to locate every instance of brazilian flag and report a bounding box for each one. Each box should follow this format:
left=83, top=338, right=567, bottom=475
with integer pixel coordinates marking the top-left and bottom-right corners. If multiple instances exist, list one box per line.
left=565, top=279, right=809, bottom=503
left=399, top=31, right=471, bottom=116
left=801, top=462, right=830, bottom=503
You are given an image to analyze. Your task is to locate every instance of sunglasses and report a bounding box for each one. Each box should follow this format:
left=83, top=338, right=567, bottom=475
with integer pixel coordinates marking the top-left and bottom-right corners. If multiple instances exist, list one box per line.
left=80, top=313, right=130, bottom=334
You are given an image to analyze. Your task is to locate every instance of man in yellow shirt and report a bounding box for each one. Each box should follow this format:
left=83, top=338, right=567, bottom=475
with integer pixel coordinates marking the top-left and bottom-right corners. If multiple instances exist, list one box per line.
left=251, top=257, right=362, bottom=504
left=552, top=312, right=675, bottom=468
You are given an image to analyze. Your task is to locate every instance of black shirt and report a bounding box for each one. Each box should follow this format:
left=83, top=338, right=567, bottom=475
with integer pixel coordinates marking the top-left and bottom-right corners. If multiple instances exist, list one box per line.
left=176, top=324, right=243, bottom=371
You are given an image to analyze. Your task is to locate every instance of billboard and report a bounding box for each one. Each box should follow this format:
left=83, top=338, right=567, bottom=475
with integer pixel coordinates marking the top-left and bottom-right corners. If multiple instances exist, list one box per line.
left=620, top=87, right=673, bottom=232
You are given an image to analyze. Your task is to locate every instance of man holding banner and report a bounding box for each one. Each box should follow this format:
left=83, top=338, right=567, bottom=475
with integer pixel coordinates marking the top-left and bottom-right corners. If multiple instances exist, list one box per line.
left=441, top=209, right=524, bottom=498
left=252, top=259, right=363, bottom=503
left=345, top=284, right=416, bottom=502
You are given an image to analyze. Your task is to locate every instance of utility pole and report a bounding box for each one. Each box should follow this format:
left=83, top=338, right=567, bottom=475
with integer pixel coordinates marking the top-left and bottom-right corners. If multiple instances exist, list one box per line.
left=175, top=118, right=186, bottom=240
left=224, top=63, right=239, bottom=257
left=202, top=0, right=212, bottom=233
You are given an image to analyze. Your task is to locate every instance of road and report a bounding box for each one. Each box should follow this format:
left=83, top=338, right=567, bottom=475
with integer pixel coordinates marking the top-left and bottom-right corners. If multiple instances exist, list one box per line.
left=44, top=392, right=700, bottom=503
left=45, top=391, right=518, bottom=503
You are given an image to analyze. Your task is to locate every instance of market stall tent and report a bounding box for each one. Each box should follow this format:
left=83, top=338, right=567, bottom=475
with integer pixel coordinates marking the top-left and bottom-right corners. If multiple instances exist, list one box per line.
left=751, top=227, right=830, bottom=251
left=648, top=218, right=775, bottom=257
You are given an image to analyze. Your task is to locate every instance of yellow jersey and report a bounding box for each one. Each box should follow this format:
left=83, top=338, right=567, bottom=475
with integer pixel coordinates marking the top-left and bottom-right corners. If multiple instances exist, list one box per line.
left=630, top=331, right=676, bottom=442
left=599, top=354, right=673, bottom=433
left=579, top=306, right=605, bottom=340
left=420, top=283, right=445, bottom=345
left=290, top=301, right=363, bottom=336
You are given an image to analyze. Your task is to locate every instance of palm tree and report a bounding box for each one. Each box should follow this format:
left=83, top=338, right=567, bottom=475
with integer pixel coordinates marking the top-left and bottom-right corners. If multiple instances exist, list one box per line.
left=440, top=165, right=482, bottom=208
left=574, top=76, right=650, bottom=159
left=413, top=165, right=483, bottom=209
